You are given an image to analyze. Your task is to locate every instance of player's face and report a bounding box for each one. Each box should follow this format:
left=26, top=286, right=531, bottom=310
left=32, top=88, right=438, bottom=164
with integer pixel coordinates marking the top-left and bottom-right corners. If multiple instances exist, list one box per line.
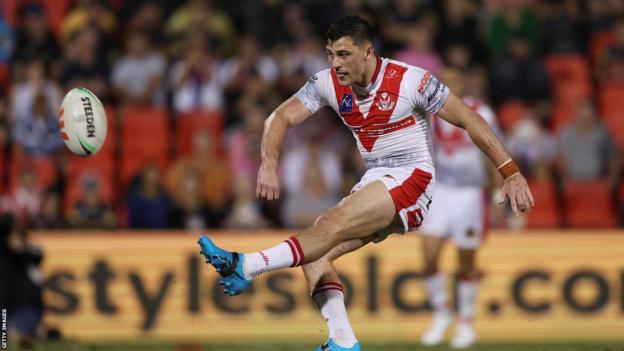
left=326, top=37, right=371, bottom=86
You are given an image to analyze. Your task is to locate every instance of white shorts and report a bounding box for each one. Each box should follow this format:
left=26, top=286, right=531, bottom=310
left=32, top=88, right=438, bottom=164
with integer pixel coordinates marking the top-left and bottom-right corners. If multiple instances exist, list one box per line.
left=351, top=166, right=436, bottom=241
left=420, top=183, right=487, bottom=249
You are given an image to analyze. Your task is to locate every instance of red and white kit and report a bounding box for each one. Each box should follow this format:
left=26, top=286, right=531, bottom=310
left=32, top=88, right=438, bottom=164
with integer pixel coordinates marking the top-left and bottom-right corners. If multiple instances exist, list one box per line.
left=420, top=97, right=499, bottom=249
left=294, top=58, right=450, bottom=234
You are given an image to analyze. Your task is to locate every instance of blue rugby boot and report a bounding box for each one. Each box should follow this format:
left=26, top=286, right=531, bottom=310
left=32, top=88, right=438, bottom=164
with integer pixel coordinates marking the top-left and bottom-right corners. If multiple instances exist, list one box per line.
left=315, top=339, right=361, bottom=351
left=198, top=235, right=251, bottom=296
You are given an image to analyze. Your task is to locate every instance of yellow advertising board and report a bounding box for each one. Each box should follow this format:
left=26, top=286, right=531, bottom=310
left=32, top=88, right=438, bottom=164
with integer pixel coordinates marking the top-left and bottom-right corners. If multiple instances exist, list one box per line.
left=32, top=231, right=624, bottom=342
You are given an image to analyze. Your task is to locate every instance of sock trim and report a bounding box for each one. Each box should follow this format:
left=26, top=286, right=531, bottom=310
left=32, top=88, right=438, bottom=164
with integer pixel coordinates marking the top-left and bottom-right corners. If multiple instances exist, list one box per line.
left=287, top=235, right=305, bottom=266
left=312, top=282, right=344, bottom=296
left=284, top=238, right=300, bottom=267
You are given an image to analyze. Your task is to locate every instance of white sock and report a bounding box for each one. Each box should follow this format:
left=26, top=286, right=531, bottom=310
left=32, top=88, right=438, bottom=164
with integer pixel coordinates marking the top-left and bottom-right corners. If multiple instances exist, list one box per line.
left=425, top=272, right=450, bottom=313
left=457, top=278, right=480, bottom=323
left=242, top=236, right=304, bottom=279
left=313, top=282, right=357, bottom=348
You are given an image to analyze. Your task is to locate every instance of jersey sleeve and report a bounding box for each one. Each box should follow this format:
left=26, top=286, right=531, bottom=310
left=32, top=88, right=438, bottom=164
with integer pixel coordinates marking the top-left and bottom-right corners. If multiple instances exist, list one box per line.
left=411, top=68, right=450, bottom=115
left=293, top=71, right=329, bottom=114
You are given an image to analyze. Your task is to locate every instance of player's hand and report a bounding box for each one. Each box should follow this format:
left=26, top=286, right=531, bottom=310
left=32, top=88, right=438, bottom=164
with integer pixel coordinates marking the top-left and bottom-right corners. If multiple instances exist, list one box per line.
left=497, top=173, right=535, bottom=216
left=256, top=161, right=280, bottom=200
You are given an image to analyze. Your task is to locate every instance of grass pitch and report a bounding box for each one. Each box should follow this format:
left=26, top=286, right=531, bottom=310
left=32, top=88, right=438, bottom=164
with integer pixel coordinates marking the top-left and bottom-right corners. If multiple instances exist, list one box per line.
left=28, top=341, right=624, bottom=351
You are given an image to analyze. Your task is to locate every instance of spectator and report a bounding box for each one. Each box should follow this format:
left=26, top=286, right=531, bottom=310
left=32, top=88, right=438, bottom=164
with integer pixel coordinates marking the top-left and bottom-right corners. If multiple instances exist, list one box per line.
left=168, top=167, right=222, bottom=231
left=128, top=163, right=171, bottom=229
left=439, top=0, right=484, bottom=63
left=490, top=34, right=551, bottom=106
left=165, top=0, right=236, bottom=57
left=60, top=26, right=109, bottom=99
left=597, top=17, right=624, bottom=82
left=112, top=30, right=166, bottom=106
left=12, top=4, right=59, bottom=67
left=169, top=33, right=224, bottom=113
left=11, top=167, right=42, bottom=229
left=12, top=93, right=64, bottom=156
left=36, top=189, right=64, bottom=229
left=226, top=105, right=265, bottom=179
left=507, top=111, right=558, bottom=180
left=124, top=1, right=167, bottom=46
left=218, top=34, right=280, bottom=97
left=9, top=59, right=61, bottom=123
left=380, top=0, right=435, bottom=54
left=0, top=7, right=13, bottom=67
left=166, top=128, right=232, bottom=226
left=488, top=1, right=541, bottom=59
left=395, top=22, right=443, bottom=75
left=558, top=99, right=620, bottom=187
left=281, top=135, right=342, bottom=228
left=67, top=175, right=116, bottom=229
left=223, top=174, right=269, bottom=229
left=281, top=130, right=342, bottom=201
left=537, top=0, right=586, bottom=55
left=60, top=0, right=117, bottom=45
left=279, top=34, right=328, bottom=94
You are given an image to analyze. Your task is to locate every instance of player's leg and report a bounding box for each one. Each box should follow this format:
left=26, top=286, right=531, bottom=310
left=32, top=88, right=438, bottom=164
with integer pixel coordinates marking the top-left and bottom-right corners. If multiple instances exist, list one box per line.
left=450, top=247, right=480, bottom=349
left=304, top=236, right=376, bottom=351
left=198, top=180, right=398, bottom=295
left=420, top=235, right=454, bottom=346
left=449, top=187, right=485, bottom=349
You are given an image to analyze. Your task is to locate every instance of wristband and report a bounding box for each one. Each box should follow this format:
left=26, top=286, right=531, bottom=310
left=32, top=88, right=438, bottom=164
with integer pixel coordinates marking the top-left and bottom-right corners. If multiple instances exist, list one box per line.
left=497, top=159, right=520, bottom=179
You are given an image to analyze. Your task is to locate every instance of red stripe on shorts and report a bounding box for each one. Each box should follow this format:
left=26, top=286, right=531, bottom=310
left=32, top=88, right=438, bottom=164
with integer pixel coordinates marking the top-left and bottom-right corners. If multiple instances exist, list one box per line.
left=389, top=168, right=433, bottom=211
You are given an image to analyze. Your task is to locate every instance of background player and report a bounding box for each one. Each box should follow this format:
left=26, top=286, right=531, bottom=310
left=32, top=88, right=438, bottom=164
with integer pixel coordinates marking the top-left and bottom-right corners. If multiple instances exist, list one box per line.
left=419, top=68, right=501, bottom=349
left=198, top=15, right=534, bottom=351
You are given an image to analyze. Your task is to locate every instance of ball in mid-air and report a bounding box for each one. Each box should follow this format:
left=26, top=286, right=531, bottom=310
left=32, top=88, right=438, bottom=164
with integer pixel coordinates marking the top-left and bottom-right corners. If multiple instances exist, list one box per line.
left=59, top=87, right=107, bottom=157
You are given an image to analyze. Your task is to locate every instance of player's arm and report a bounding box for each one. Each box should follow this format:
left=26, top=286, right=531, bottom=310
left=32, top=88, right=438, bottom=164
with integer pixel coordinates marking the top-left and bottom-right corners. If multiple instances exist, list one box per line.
left=437, top=93, right=534, bottom=215
left=256, top=97, right=313, bottom=200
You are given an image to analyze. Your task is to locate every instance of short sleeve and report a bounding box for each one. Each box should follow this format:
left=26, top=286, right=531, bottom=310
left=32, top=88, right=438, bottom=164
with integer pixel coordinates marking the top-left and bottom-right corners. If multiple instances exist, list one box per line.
left=293, top=74, right=327, bottom=114
left=414, top=72, right=450, bottom=115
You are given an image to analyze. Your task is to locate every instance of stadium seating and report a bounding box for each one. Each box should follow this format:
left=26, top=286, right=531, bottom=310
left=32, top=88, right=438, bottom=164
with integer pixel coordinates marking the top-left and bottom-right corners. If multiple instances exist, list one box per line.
left=497, top=101, right=530, bottom=131
left=563, top=180, right=617, bottom=227
left=119, top=106, right=170, bottom=190
left=175, top=111, right=224, bottom=156
left=63, top=169, right=114, bottom=214
left=39, top=0, right=72, bottom=37
left=545, top=55, right=593, bottom=131
left=8, top=150, right=58, bottom=194
left=526, top=179, right=562, bottom=228
left=598, top=83, right=624, bottom=148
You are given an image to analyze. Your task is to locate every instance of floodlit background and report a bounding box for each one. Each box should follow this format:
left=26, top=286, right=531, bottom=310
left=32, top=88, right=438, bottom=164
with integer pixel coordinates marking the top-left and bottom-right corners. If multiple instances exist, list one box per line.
left=0, top=0, right=623, bottom=350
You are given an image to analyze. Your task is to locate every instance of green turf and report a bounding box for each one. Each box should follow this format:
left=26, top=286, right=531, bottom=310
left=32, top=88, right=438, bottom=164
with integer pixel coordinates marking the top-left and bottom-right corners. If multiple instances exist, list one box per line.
left=27, top=342, right=624, bottom=351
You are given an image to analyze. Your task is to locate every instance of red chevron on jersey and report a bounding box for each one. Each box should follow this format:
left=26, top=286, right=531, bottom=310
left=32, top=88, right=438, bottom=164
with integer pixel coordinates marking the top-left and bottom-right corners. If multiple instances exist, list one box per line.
left=330, top=63, right=408, bottom=152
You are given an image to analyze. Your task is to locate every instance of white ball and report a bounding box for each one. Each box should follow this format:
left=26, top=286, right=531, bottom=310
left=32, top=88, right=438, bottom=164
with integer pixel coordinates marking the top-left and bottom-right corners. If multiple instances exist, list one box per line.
left=59, top=87, right=107, bottom=157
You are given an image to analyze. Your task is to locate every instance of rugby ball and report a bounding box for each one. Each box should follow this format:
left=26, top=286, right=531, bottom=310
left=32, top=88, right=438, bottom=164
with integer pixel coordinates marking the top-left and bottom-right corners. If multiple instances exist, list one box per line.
left=59, top=87, right=107, bottom=157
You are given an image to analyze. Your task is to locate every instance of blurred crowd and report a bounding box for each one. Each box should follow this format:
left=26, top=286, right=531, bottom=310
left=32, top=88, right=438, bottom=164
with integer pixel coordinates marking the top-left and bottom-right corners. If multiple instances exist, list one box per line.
left=0, top=0, right=622, bottom=232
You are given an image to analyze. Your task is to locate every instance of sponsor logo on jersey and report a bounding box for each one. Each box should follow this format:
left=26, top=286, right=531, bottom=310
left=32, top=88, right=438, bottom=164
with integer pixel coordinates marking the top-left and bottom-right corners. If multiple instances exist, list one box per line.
left=81, top=97, right=96, bottom=138
left=427, top=80, right=441, bottom=104
left=307, top=75, right=318, bottom=85
left=376, top=91, right=396, bottom=111
left=339, top=93, right=353, bottom=113
left=417, top=71, right=432, bottom=94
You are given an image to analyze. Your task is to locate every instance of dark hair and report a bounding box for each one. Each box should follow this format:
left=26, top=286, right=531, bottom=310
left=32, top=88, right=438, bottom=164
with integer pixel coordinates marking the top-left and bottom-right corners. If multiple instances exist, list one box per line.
left=326, top=15, right=374, bottom=45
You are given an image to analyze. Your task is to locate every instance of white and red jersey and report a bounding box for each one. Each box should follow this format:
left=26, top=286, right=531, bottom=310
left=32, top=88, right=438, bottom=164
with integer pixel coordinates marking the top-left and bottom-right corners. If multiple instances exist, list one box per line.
left=432, top=96, right=500, bottom=187
left=294, top=57, right=449, bottom=173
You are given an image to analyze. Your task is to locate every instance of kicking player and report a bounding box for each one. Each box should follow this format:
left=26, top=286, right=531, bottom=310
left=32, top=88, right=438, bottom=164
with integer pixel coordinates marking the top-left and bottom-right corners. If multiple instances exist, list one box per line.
left=419, top=68, right=500, bottom=349
left=198, top=15, right=533, bottom=351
